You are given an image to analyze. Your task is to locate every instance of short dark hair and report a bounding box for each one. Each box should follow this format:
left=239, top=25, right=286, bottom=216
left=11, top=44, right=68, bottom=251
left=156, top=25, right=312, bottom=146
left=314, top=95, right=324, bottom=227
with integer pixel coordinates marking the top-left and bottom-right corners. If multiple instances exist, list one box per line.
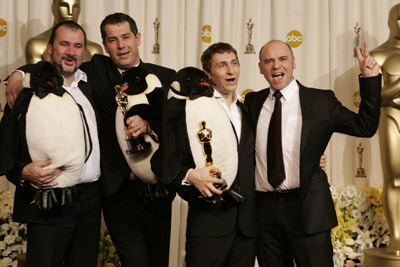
left=48, top=20, right=87, bottom=47
left=201, top=42, right=238, bottom=73
left=100, top=12, right=139, bottom=42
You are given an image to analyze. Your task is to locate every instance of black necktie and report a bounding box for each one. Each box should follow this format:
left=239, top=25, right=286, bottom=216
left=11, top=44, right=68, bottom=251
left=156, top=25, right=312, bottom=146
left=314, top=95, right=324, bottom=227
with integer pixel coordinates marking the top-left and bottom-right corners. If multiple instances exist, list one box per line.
left=267, top=91, right=285, bottom=188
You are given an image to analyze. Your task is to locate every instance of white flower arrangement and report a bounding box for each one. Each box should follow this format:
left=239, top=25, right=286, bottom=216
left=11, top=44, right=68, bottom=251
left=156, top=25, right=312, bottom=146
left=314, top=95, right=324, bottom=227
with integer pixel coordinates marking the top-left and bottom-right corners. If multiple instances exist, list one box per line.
left=0, top=191, right=27, bottom=267
left=331, top=185, right=390, bottom=267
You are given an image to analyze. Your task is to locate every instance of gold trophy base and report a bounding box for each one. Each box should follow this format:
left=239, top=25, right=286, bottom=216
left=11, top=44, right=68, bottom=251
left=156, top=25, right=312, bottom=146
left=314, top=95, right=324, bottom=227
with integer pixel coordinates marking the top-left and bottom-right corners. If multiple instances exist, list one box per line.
left=364, top=248, right=400, bottom=267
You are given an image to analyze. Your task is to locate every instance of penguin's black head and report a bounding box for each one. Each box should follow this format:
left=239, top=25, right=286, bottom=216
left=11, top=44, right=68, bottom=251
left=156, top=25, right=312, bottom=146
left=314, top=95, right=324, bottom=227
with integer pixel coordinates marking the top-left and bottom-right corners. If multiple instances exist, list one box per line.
left=30, top=61, right=64, bottom=99
left=118, top=67, right=152, bottom=95
left=170, top=67, right=215, bottom=100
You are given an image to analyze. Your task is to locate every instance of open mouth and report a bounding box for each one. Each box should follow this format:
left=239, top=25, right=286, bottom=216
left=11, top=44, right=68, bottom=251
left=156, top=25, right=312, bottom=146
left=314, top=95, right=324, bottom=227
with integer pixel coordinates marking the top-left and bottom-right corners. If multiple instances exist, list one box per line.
left=226, top=78, right=236, bottom=83
left=272, top=73, right=284, bottom=82
left=62, top=56, right=76, bottom=66
left=118, top=51, right=130, bottom=58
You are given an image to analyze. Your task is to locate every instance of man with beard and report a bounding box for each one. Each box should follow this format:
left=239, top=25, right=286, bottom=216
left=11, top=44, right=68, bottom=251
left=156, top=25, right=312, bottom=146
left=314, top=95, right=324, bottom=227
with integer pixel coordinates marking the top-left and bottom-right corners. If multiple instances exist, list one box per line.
left=0, top=20, right=101, bottom=267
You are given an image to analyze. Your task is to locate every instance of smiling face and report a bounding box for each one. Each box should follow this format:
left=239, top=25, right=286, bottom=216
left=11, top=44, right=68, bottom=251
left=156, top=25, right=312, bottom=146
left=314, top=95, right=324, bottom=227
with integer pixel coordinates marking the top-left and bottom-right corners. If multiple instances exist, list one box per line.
left=103, top=21, right=141, bottom=70
left=47, top=24, right=85, bottom=79
left=205, top=52, right=240, bottom=99
left=258, top=40, right=296, bottom=90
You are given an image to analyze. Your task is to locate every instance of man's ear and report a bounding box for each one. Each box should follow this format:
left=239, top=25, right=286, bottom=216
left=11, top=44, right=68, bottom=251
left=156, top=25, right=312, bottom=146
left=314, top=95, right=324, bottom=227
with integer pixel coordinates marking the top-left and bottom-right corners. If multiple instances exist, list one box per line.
left=292, top=56, right=296, bottom=70
left=102, top=42, right=109, bottom=54
left=46, top=43, right=53, bottom=57
left=258, top=62, right=263, bottom=74
left=203, top=69, right=212, bottom=80
left=135, top=32, right=142, bottom=46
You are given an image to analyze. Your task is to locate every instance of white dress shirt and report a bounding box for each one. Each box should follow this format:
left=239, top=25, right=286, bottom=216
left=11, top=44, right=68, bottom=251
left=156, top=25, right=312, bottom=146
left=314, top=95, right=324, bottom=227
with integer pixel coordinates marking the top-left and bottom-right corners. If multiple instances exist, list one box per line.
left=62, top=70, right=101, bottom=184
left=213, top=90, right=242, bottom=141
left=255, top=78, right=302, bottom=191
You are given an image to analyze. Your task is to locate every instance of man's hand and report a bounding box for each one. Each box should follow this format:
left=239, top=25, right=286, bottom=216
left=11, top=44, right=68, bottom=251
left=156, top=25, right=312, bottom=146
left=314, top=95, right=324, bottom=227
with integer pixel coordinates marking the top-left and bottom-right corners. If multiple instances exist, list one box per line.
left=186, top=166, right=225, bottom=198
left=320, top=154, right=327, bottom=171
left=356, top=42, right=379, bottom=77
left=5, top=71, right=24, bottom=109
left=21, top=159, right=61, bottom=188
left=125, top=115, right=152, bottom=137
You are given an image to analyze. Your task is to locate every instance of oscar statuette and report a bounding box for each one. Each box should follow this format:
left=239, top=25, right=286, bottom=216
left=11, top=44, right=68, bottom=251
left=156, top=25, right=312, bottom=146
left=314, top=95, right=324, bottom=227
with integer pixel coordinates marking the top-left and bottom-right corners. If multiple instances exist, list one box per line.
left=152, top=17, right=160, bottom=54
left=198, top=121, right=225, bottom=183
left=115, top=83, right=151, bottom=154
left=197, top=121, right=226, bottom=203
left=364, top=4, right=400, bottom=266
left=244, top=18, right=256, bottom=54
left=197, top=121, right=245, bottom=204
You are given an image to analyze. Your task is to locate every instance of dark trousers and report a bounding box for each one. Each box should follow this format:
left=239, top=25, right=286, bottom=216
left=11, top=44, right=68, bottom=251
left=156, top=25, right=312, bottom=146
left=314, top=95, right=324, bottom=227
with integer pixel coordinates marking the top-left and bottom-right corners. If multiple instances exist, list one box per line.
left=256, top=191, right=333, bottom=267
left=185, top=226, right=256, bottom=267
left=102, top=179, right=173, bottom=267
left=25, top=181, right=101, bottom=267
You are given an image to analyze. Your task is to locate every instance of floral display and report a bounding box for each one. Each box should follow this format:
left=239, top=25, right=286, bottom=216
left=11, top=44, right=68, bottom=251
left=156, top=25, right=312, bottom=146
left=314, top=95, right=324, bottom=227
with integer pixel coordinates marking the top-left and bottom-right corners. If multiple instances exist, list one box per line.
left=0, top=186, right=391, bottom=267
left=0, top=191, right=27, bottom=267
left=331, top=185, right=389, bottom=267
left=98, top=230, right=121, bottom=267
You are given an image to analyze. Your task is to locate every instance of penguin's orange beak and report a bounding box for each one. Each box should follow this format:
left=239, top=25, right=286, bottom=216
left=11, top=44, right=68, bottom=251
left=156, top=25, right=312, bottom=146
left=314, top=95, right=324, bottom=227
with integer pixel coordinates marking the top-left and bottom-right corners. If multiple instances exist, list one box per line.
left=200, top=82, right=212, bottom=87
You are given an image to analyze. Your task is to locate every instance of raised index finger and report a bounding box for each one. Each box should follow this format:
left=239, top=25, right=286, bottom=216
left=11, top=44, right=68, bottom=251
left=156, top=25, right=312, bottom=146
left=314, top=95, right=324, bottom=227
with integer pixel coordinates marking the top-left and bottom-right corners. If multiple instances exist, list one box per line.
left=355, top=45, right=363, bottom=62
left=363, top=42, right=369, bottom=57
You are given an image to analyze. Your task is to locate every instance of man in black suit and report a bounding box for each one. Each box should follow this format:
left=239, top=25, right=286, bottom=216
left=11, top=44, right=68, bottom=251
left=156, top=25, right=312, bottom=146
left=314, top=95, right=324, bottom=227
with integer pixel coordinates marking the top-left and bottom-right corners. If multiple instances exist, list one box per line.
left=79, top=13, right=175, bottom=267
left=0, top=21, right=101, bottom=267
left=244, top=40, right=381, bottom=267
left=164, top=42, right=257, bottom=267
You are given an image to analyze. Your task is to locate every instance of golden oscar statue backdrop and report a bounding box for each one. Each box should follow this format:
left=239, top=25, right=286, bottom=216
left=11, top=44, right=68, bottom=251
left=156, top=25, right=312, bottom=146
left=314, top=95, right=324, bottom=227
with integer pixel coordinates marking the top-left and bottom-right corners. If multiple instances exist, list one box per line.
left=365, top=4, right=400, bottom=266
left=25, top=0, right=102, bottom=64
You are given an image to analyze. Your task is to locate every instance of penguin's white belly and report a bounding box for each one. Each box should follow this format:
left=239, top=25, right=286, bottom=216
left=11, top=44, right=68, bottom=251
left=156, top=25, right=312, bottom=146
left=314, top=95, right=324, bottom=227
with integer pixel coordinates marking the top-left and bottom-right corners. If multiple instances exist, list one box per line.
left=115, top=108, right=158, bottom=184
left=185, top=97, right=238, bottom=188
left=26, top=94, right=86, bottom=188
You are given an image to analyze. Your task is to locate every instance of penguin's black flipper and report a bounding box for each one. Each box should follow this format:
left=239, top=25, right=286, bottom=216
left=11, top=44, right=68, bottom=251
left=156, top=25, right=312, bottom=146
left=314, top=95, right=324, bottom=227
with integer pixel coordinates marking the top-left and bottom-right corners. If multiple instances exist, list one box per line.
left=0, top=90, right=33, bottom=177
left=159, top=97, right=187, bottom=186
left=0, top=104, right=18, bottom=176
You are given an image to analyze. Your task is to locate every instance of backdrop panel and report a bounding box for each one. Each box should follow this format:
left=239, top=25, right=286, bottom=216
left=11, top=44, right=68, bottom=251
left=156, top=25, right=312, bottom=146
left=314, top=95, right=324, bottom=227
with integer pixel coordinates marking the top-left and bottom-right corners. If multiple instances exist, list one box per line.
left=0, top=1, right=399, bottom=266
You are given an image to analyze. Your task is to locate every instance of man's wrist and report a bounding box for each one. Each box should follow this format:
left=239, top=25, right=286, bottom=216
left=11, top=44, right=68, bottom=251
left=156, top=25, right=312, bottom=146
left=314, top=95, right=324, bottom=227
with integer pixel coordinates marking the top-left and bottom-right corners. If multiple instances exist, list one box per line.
left=4, top=70, right=25, bottom=85
left=182, top=168, right=193, bottom=186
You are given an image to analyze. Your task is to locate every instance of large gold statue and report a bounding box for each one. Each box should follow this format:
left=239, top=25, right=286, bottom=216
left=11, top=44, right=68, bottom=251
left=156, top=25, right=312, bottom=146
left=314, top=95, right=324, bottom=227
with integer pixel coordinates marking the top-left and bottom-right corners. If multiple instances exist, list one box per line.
left=25, top=0, right=103, bottom=64
left=370, top=3, right=400, bottom=253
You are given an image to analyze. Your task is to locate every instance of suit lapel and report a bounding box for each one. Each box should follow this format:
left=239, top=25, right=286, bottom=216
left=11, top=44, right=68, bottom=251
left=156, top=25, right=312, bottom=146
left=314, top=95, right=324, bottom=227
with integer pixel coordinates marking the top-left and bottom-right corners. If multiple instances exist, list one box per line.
left=299, top=82, right=312, bottom=160
left=237, top=101, right=250, bottom=153
left=78, top=81, right=97, bottom=110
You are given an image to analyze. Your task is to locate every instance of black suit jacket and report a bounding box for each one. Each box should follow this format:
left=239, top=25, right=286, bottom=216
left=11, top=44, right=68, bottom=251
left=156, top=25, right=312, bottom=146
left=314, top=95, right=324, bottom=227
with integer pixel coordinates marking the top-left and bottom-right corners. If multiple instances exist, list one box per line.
left=167, top=101, right=257, bottom=238
left=245, top=75, right=381, bottom=234
left=80, top=54, right=176, bottom=197
left=0, top=64, right=96, bottom=224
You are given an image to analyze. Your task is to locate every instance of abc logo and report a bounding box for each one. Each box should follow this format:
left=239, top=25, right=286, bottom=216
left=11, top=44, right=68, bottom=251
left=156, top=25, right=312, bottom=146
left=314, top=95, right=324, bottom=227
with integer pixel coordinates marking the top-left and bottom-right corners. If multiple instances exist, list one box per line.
left=286, top=30, right=303, bottom=48
left=353, top=91, right=361, bottom=108
left=0, top=19, right=7, bottom=37
left=240, top=89, right=254, bottom=103
left=201, top=25, right=211, bottom=43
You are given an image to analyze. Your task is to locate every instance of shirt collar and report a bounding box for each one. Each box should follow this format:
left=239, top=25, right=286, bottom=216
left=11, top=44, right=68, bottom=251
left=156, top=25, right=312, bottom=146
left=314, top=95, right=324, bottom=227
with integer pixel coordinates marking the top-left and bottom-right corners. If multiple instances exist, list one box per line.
left=213, top=89, right=242, bottom=104
left=117, top=60, right=141, bottom=74
left=63, top=69, right=87, bottom=87
left=269, top=78, right=298, bottom=102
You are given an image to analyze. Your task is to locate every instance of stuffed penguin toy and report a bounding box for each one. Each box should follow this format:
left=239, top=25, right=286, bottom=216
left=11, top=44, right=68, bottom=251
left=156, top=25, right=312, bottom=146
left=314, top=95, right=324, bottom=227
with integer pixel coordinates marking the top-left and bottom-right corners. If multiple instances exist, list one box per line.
left=0, top=61, right=91, bottom=209
left=114, top=66, right=164, bottom=184
left=162, top=67, right=239, bottom=202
